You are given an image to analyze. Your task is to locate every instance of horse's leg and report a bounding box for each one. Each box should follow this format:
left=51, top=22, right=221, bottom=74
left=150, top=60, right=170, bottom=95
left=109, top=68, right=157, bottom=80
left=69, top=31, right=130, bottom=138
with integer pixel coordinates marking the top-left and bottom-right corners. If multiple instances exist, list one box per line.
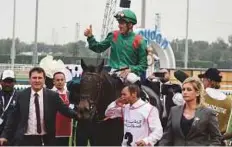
left=88, top=119, right=123, bottom=146
left=75, top=121, right=90, bottom=146
left=87, top=122, right=99, bottom=146
left=102, top=118, right=124, bottom=146
left=88, top=122, right=106, bottom=146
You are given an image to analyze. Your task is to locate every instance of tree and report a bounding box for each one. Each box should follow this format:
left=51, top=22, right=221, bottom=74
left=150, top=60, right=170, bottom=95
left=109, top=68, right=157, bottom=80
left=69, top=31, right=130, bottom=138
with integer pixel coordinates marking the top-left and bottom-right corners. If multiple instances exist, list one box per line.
left=211, top=50, right=222, bottom=63
left=211, top=38, right=228, bottom=51
left=171, top=39, right=185, bottom=60
left=228, top=35, right=232, bottom=46
left=0, top=38, right=12, bottom=55
left=0, top=35, right=231, bottom=69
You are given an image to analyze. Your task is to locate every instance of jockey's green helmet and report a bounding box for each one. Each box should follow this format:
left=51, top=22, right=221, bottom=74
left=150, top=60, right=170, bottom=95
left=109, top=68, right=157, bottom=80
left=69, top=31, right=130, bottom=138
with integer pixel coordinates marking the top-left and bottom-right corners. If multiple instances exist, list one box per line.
left=114, top=9, right=137, bottom=25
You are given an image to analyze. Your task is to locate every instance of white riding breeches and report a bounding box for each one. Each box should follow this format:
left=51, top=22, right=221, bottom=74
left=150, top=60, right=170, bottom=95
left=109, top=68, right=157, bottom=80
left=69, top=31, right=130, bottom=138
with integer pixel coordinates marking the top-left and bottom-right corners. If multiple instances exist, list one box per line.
left=109, top=69, right=140, bottom=84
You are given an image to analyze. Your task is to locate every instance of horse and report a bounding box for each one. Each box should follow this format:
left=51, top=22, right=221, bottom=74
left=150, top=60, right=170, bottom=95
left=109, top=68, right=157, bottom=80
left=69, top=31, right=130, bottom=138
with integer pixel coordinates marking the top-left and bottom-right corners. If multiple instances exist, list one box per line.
left=70, top=59, right=162, bottom=146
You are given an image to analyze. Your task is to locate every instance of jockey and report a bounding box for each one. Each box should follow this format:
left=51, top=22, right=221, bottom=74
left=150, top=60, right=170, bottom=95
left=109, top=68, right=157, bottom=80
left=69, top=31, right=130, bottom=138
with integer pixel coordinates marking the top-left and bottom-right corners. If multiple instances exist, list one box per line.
left=84, top=9, right=148, bottom=84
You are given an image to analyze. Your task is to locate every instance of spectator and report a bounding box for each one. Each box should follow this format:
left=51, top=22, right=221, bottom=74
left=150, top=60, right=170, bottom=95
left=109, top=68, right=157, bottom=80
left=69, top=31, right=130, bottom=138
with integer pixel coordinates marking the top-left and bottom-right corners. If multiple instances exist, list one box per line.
left=159, top=77, right=222, bottom=146
left=0, top=70, right=18, bottom=145
left=52, top=72, right=72, bottom=146
left=199, top=68, right=232, bottom=142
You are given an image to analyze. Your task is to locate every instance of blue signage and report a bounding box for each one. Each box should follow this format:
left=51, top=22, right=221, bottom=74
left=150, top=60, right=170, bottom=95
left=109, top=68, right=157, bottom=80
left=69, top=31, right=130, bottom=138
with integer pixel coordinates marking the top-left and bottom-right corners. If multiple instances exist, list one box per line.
left=135, top=26, right=169, bottom=49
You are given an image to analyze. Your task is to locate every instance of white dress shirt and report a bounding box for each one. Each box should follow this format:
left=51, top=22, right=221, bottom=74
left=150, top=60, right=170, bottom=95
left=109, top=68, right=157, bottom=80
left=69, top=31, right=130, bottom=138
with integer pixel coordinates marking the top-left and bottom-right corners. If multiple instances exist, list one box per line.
left=105, top=99, right=163, bottom=146
left=51, top=86, right=67, bottom=95
left=25, top=88, right=46, bottom=135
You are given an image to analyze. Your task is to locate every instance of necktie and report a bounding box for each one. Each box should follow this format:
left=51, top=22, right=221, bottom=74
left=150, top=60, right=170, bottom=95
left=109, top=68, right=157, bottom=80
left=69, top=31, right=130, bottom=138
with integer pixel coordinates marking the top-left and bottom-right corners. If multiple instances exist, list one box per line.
left=34, top=93, right=41, bottom=134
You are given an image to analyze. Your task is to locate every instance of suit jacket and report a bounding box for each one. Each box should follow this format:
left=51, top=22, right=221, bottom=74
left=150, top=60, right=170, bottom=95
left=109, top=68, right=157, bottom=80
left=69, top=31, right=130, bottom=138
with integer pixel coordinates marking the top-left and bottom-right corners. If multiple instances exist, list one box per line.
left=159, top=105, right=222, bottom=146
left=0, top=89, right=18, bottom=140
left=0, top=88, right=77, bottom=145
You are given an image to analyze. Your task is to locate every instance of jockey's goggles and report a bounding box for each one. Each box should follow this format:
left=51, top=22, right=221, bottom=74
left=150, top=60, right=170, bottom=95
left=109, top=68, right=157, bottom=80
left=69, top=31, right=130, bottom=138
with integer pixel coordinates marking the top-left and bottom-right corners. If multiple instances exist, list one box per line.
left=114, top=11, right=125, bottom=20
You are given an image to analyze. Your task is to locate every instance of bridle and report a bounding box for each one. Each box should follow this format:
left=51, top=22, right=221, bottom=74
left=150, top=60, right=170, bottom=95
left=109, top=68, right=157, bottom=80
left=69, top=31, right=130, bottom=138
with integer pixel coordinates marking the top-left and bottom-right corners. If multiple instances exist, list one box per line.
left=79, top=72, right=104, bottom=121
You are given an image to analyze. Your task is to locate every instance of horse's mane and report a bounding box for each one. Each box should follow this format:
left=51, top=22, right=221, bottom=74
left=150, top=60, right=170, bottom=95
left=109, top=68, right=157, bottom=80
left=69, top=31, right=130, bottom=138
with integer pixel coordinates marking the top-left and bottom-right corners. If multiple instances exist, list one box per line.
left=82, top=68, right=115, bottom=90
left=83, top=69, right=122, bottom=119
left=100, top=70, right=115, bottom=88
left=97, top=70, right=117, bottom=116
left=84, top=65, right=99, bottom=73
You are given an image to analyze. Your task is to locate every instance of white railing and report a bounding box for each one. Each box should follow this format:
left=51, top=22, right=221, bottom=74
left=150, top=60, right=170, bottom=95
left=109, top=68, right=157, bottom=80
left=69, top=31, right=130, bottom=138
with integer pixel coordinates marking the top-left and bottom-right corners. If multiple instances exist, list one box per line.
left=0, top=64, right=33, bottom=72
left=12, top=85, right=232, bottom=96
left=14, top=85, right=31, bottom=90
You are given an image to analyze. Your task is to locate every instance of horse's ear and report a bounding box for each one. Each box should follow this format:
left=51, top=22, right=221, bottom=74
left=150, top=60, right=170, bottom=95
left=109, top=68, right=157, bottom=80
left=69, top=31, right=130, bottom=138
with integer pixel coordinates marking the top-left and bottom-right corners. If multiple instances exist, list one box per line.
left=97, top=59, right=104, bottom=72
left=81, top=59, right=88, bottom=71
left=45, top=76, right=54, bottom=89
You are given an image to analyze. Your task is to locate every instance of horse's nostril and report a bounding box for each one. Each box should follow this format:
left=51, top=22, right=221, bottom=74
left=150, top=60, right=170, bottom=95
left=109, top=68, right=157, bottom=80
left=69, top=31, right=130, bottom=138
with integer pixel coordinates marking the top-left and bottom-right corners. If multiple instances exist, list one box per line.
left=80, top=109, right=84, bottom=114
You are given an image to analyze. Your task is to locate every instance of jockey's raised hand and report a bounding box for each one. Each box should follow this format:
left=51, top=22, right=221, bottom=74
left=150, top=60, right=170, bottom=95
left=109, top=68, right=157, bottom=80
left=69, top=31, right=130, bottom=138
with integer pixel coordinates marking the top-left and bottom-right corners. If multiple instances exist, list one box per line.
left=84, top=25, right=93, bottom=37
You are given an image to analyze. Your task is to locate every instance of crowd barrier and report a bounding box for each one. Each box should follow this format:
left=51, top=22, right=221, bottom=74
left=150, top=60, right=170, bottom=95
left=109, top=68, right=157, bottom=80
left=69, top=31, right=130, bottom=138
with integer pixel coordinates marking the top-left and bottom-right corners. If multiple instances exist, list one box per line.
left=12, top=85, right=232, bottom=96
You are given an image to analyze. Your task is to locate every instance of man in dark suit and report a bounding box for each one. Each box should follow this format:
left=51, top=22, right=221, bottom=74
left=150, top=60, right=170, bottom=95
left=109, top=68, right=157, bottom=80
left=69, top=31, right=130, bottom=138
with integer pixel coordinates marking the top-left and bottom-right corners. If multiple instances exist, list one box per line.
left=0, top=67, right=78, bottom=146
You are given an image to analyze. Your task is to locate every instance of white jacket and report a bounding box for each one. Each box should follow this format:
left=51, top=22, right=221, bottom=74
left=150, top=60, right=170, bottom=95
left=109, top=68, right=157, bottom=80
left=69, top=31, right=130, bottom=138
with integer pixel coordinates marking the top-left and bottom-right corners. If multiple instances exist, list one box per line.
left=105, top=99, right=163, bottom=146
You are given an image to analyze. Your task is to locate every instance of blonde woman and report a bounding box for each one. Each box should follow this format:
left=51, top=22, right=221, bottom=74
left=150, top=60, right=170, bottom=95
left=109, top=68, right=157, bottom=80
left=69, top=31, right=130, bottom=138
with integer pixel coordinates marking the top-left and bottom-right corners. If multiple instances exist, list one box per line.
left=159, top=77, right=222, bottom=146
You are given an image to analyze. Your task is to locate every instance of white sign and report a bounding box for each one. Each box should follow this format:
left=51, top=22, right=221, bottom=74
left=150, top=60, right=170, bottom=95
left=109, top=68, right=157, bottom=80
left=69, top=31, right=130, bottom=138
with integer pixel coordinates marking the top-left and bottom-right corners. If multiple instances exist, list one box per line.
left=135, top=26, right=170, bottom=49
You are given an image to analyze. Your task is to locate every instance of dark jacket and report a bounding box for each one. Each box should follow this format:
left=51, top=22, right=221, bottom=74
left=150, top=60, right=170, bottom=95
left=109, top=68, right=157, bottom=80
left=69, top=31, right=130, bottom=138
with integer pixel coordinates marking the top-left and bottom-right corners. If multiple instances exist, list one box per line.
left=0, top=89, right=18, bottom=134
left=1, top=88, right=77, bottom=145
left=159, top=105, right=222, bottom=146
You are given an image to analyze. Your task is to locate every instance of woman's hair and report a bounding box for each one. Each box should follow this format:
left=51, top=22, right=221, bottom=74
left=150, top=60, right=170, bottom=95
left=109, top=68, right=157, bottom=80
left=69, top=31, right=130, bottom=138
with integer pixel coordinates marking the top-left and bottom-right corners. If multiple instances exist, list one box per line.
left=182, top=77, right=205, bottom=106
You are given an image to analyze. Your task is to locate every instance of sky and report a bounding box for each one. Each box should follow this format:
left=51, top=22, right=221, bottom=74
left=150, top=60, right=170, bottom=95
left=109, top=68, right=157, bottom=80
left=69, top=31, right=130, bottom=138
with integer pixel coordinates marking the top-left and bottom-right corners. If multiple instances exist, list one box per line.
left=0, top=0, right=232, bottom=45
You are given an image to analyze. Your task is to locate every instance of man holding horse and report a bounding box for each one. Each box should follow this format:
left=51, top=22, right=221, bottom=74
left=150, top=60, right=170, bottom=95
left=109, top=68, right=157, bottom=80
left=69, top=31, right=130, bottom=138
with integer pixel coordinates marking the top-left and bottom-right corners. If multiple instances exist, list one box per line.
left=0, top=67, right=78, bottom=146
left=84, top=9, right=147, bottom=83
left=105, top=84, right=163, bottom=146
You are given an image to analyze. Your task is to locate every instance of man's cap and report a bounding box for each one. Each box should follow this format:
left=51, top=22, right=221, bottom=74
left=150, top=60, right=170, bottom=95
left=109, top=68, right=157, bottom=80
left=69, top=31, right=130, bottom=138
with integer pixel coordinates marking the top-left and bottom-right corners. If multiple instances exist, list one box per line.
left=1, top=70, right=15, bottom=80
left=174, top=70, right=189, bottom=83
left=198, top=68, right=222, bottom=82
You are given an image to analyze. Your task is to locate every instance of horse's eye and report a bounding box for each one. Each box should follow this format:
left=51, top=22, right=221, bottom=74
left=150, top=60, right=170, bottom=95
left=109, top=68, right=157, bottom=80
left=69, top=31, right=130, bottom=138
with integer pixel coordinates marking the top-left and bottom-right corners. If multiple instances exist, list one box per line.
left=90, top=105, right=93, bottom=109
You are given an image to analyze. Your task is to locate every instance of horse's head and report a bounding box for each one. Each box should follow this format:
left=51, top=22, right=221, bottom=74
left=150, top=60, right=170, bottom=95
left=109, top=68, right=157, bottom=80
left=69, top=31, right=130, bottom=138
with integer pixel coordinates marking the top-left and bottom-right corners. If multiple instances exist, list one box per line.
left=77, top=59, right=105, bottom=121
